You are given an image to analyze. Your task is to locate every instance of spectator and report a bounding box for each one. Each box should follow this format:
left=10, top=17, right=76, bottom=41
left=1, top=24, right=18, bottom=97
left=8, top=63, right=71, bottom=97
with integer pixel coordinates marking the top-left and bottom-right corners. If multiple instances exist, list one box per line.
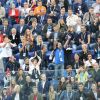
left=93, top=63, right=100, bottom=89
left=57, top=6, right=67, bottom=23
left=66, top=8, right=79, bottom=27
left=73, top=0, right=88, bottom=16
left=85, top=52, right=96, bottom=68
left=25, top=10, right=35, bottom=25
left=49, top=42, right=64, bottom=79
left=33, top=0, right=46, bottom=16
left=28, top=86, right=43, bottom=100
left=79, top=25, right=91, bottom=46
left=48, top=24, right=60, bottom=50
left=90, top=17, right=99, bottom=34
left=30, top=18, right=42, bottom=36
left=88, top=82, right=100, bottom=100
left=24, top=29, right=36, bottom=52
left=38, top=73, right=50, bottom=100
left=12, top=85, right=23, bottom=100
left=8, top=28, right=20, bottom=45
left=1, top=19, right=12, bottom=36
left=83, top=7, right=95, bottom=28
left=37, top=44, right=48, bottom=70
left=72, top=53, right=83, bottom=69
left=74, top=82, right=88, bottom=100
left=92, top=0, right=100, bottom=15
left=94, top=35, right=100, bottom=64
left=36, top=35, right=43, bottom=50
left=17, top=18, right=29, bottom=36
left=5, top=56, right=20, bottom=74
left=58, top=18, right=67, bottom=34
left=70, top=77, right=78, bottom=91
left=22, top=57, right=29, bottom=71
left=20, top=2, right=30, bottom=18
left=47, top=0, right=60, bottom=23
left=84, top=75, right=95, bottom=91
left=75, top=17, right=82, bottom=34
left=7, top=79, right=18, bottom=96
left=79, top=44, right=89, bottom=62
left=15, top=69, right=25, bottom=86
left=0, top=36, right=16, bottom=69
left=59, top=83, right=75, bottom=100
left=58, top=76, right=66, bottom=94
left=48, top=85, right=58, bottom=100
left=0, top=2, right=5, bottom=24
left=0, top=29, right=4, bottom=43
left=8, top=3, right=20, bottom=25
left=64, top=65, right=76, bottom=78
left=42, top=17, right=54, bottom=41
left=1, top=88, right=12, bottom=100
left=76, top=64, right=88, bottom=83
left=22, top=75, right=36, bottom=100
left=18, top=36, right=29, bottom=66
left=29, top=52, right=41, bottom=76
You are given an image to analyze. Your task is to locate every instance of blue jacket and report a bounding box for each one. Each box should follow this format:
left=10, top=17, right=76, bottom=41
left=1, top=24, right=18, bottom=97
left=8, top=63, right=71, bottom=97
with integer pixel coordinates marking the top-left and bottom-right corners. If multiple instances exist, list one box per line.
left=54, top=48, right=64, bottom=64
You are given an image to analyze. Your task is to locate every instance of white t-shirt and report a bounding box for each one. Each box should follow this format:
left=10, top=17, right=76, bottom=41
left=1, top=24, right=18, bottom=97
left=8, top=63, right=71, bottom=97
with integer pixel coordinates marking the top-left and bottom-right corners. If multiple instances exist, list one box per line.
left=0, top=43, right=12, bottom=58
left=14, top=93, right=20, bottom=100
left=28, top=57, right=40, bottom=75
left=85, top=59, right=96, bottom=67
left=66, top=14, right=79, bottom=26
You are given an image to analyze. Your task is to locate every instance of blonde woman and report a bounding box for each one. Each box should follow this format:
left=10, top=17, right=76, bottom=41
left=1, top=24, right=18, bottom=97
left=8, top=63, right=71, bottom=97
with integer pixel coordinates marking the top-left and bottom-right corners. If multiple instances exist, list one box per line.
left=48, top=85, right=58, bottom=100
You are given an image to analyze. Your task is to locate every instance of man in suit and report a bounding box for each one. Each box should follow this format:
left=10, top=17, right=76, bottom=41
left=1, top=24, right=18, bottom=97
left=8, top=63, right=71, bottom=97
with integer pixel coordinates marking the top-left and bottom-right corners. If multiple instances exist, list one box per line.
left=28, top=86, right=43, bottom=100
left=17, top=18, right=29, bottom=36
left=37, top=44, right=48, bottom=71
left=38, top=74, right=50, bottom=100
left=22, top=75, right=36, bottom=100
left=47, top=0, right=60, bottom=23
left=42, top=17, right=54, bottom=41
left=37, top=14, right=48, bottom=26
left=25, top=10, right=35, bottom=25
left=30, top=18, right=42, bottom=36
left=57, top=6, right=67, bottom=23
left=74, top=82, right=89, bottom=100
left=88, top=82, right=100, bottom=100
left=1, top=19, right=12, bottom=36
left=8, top=28, right=20, bottom=45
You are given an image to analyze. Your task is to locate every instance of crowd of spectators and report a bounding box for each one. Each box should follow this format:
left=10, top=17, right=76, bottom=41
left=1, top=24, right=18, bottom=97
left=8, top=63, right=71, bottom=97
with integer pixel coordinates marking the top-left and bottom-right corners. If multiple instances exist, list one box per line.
left=0, top=0, right=100, bottom=100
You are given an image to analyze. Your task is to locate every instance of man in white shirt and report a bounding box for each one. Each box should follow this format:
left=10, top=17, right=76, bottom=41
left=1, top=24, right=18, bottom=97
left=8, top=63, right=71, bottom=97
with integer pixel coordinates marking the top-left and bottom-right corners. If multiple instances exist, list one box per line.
left=20, top=2, right=30, bottom=17
left=92, top=0, right=100, bottom=14
left=29, top=52, right=41, bottom=75
left=0, top=35, right=16, bottom=58
left=66, top=8, right=79, bottom=27
left=85, top=53, right=96, bottom=68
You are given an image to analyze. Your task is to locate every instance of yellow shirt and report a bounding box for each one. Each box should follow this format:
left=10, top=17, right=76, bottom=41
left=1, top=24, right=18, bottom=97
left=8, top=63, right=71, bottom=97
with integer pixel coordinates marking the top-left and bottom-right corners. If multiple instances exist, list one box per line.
left=33, top=6, right=46, bottom=16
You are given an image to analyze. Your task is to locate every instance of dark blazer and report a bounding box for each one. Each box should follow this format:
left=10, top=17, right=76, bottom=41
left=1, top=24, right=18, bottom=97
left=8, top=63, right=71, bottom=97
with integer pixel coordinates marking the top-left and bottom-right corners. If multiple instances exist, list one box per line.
left=42, top=23, right=54, bottom=41
left=37, top=50, right=48, bottom=69
left=73, top=2, right=88, bottom=14
left=38, top=80, right=50, bottom=94
left=37, top=14, right=48, bottom=25
left=25, top=15, right=36, bottom=25
left=17, top=24, right=29, bottom=36
left=5, top=61, right=20, bottom=72
left=88, top=90, right=100, bottom=100
left=30, top=24, right=42, bottom=35
left=74, top=90, right=88, bottom=100
left=57, top=14, right=67, bottom=23
left=12, top=92, right=23, bottom=100
left=1, top=25, right=12, bottom=36
left=28, top=93, right=43, bottom=100
left=8, top=33, right=21, bottom=45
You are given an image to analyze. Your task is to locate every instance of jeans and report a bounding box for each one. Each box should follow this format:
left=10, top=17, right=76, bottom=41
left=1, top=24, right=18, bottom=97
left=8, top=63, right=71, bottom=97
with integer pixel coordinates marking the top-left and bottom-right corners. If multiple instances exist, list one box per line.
left=54, top=63, right=64, bottom=79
